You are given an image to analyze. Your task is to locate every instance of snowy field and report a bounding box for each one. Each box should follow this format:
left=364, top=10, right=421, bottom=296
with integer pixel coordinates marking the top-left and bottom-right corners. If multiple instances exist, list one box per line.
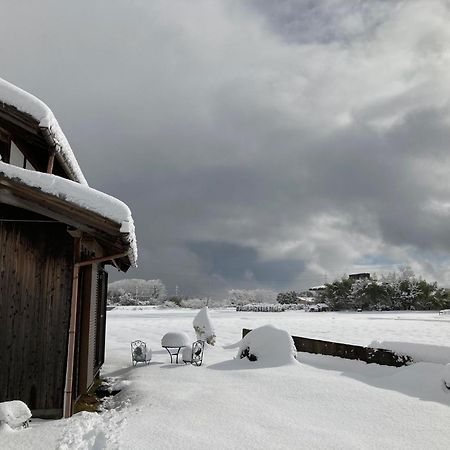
left=2, top=309, right=450, bottom=450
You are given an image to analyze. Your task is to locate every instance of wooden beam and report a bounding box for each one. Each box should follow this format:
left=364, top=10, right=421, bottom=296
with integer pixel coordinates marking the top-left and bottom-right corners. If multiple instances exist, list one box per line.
left=77, top=251, right=128, bottom=267
left=0, top=183, right=131, bottom=272
left=0, top=179, right=120, bottom=235
left=0, top=104, right=40, bottom=136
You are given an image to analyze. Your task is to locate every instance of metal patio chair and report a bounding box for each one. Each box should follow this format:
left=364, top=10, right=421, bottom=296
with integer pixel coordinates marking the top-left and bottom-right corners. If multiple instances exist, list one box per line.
left=131, top=340, right=151, bottom=366
left=182, top=340, right=205, bottom=366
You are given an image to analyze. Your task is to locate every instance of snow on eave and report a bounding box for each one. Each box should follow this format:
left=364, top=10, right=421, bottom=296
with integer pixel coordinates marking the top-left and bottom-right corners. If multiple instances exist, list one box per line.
left=0, top=162, right=137, bottom=267
left=0, top=77, right=88, bottom=186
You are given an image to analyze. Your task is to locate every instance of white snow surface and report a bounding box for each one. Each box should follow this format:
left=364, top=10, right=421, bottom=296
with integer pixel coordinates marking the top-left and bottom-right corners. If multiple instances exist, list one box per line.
left=0, top=77, right=87, bottom=185
left=0, top=401, right=31, bottom=429
left=193, top=306, right=216, bottom=344
left=2, top=309, right=450, bottom=450
left=0, top=162, right=137, bottom=266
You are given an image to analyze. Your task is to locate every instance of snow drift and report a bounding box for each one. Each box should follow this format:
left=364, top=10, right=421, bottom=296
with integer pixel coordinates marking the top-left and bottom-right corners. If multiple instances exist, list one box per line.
left=371, top=340, right=450, bottom=365
left=225, top=324, right=297, bottom=367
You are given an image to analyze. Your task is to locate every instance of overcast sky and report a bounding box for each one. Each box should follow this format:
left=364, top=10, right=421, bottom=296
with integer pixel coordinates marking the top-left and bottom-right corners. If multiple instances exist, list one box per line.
left=2, top=0, right=450, bottom=296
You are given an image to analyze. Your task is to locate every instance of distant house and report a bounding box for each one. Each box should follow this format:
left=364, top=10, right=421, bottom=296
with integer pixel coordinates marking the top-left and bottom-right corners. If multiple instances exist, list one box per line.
left=349, top=273, right=371, bottom=281
left=308, top=285, right=326, bottom=297
left=0, top=78, right=137, bottom=418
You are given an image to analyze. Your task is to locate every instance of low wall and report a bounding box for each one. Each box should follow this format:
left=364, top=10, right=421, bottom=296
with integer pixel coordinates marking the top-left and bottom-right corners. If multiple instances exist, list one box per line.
left=242, top=329, right=413, bottom=367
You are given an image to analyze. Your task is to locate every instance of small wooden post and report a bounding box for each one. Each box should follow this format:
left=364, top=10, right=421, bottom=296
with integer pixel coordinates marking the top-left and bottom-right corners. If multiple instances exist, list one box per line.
left=0, top=128, right=11, bottom=163
left=47, top=152, right=55, bottom=174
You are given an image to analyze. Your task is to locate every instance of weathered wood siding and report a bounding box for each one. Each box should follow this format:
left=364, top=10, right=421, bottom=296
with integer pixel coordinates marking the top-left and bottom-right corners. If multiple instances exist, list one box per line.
left=87, top=264, right=98, bottom=389
left=74, top=254, right=109, bottom=402
left=95, top=267, right=108, bottom=371
left=0, top=218, right=73, bottom=417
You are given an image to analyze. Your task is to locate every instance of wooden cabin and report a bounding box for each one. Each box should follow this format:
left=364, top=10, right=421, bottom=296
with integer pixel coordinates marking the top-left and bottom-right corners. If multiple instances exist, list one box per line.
left=0, top=78, right=137, bottom=419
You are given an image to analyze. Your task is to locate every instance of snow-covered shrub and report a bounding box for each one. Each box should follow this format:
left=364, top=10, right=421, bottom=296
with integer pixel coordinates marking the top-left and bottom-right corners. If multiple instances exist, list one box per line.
left=159, top=300, right=180, bottom=309
left=236, top=325, right=297, bottom=365
left=227, top=289, right=277, bottom=306
left=193, top=307, right=216, bottom=345
left=0, top=401, right=31, bottom=429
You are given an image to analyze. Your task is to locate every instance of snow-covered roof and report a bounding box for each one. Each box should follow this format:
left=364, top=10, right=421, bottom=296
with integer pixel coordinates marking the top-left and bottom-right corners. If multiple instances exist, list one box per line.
left=0, top=162, right=137, bottom=266
left=0, top=77, right=87, bottom=185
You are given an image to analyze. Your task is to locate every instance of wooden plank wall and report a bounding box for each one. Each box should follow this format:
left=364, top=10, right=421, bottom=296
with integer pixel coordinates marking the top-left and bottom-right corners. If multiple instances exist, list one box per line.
left=87, top=263, right=98, bottom=389
left=242, top=328, right=413, bottom=367
left=0, top=218, right=73, bottom=417
left=95, top=267, right=108, bottom=371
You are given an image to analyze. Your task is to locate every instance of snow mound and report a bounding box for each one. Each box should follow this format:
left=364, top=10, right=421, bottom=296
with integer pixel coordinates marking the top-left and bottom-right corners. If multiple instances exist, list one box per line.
left=371, top=340, right=450, bottom=365
left=233, top=325, right=297, bottom=366
left=0, top=401, right=31, bottom=429
left=193, top=307, right=216, bottom=345
left=161, top=332, right=191, bottom=347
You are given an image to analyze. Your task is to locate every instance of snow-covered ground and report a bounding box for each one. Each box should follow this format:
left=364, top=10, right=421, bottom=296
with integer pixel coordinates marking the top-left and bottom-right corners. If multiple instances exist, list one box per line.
left=2, top=309, right=450, bottom=449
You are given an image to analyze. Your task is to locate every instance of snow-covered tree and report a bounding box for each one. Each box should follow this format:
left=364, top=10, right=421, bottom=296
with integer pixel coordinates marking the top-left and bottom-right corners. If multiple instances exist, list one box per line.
left=227, top=289, right=277, bottom=306
left=276, top=291, right=299, bottom=304
left=320, top=269, right=449, bottom=311
left=108, top=278, right=167, bottom=305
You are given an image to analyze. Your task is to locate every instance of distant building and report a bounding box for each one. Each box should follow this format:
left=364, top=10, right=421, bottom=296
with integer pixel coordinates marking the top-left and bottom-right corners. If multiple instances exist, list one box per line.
left=349, top=273, right=371, bottom=281
left=308, top=285, right=326, bottom=297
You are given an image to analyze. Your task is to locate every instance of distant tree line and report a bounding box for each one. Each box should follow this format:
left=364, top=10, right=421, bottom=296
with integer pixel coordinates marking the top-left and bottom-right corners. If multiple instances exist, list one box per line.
left=108, top=267, right=449, bottom=311
left=108, top=279, right=168, bottom=305
left=319, top=267, right=449, bottom=311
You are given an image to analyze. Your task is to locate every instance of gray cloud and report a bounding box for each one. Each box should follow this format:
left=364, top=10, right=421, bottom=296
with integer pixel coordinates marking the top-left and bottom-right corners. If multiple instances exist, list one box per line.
left=188, top=241, right=305, bottom=288
left=245, top=0, right=402, bottom=44
left=2, top=0, right=450, bottom=295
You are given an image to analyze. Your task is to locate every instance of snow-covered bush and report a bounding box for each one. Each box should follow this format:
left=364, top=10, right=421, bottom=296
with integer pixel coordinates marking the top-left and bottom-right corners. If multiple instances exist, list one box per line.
left=193, top=307, right=216, bottom=345
left=236, top=304, right=285, bottom=312
left=0, top=401, right=31, bottom=429
left=235, top=325, right=297, bottom=365
left=159, top=300, right=180, bottom=309
left=227, top=289, right=277, bottom=306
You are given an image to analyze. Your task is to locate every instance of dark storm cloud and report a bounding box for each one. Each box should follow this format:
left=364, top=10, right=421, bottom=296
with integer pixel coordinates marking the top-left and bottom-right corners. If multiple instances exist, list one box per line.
left=1, top=0, right=450, bottom=295
left=188, top=241, right=305, bottom=288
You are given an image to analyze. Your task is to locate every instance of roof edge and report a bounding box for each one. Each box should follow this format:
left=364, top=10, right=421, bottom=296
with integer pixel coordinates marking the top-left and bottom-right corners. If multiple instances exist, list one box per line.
left=0, top=77, right=88, bottom=185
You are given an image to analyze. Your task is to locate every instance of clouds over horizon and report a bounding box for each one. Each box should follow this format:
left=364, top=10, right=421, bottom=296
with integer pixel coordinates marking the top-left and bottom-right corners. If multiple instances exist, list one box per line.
left=2, top=0, right=450, bottom=295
